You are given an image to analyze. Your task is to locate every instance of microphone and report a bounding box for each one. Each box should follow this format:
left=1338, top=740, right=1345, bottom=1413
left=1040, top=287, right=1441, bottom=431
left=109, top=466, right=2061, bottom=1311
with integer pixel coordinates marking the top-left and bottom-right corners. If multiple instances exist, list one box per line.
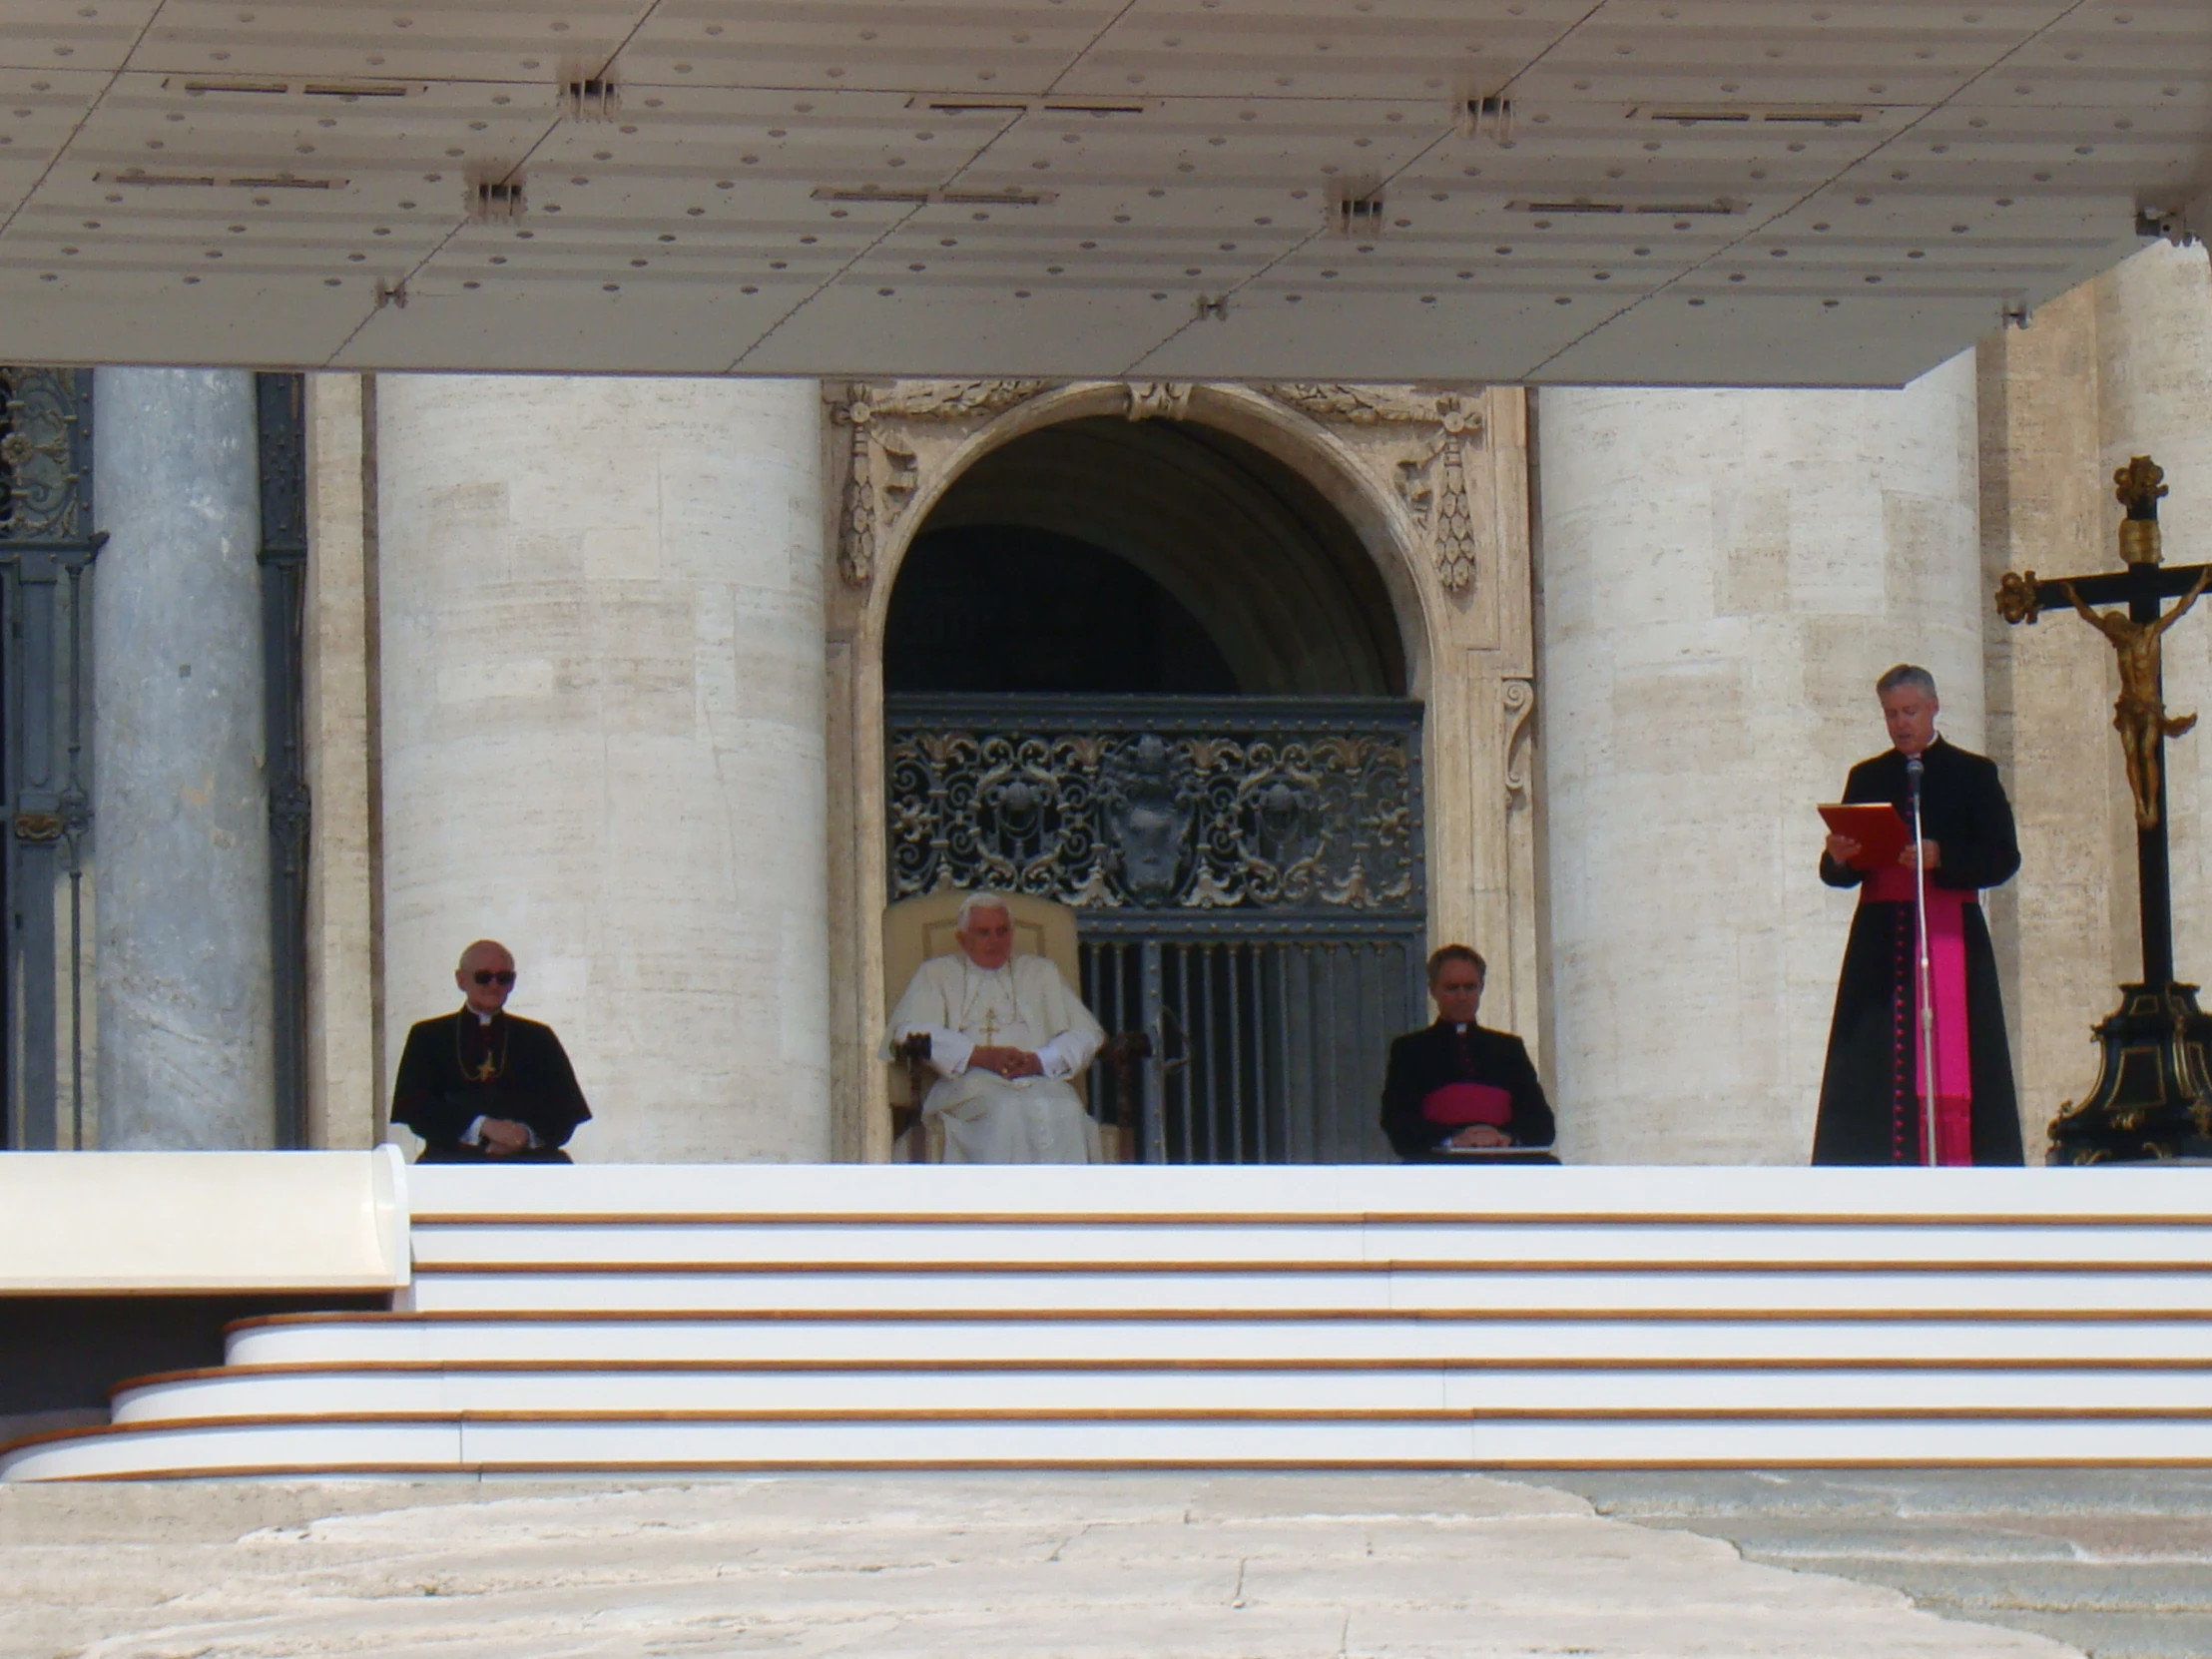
left=1905, top=754, right=1924, bottom=795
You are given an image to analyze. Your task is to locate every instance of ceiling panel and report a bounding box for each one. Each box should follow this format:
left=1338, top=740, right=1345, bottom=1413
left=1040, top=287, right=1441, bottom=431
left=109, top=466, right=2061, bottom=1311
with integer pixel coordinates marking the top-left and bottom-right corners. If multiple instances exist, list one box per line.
left=0, top=0, right=2203, bottom=385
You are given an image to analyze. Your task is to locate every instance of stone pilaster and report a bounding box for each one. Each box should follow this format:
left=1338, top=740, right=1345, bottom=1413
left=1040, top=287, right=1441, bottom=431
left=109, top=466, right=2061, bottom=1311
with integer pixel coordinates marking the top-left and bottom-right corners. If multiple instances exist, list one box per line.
left=373, top=376, right=830, bottom=1163
left=91, top=367, right=275, bottom=1149
left=1537, top=352, right=1985, bottom=1164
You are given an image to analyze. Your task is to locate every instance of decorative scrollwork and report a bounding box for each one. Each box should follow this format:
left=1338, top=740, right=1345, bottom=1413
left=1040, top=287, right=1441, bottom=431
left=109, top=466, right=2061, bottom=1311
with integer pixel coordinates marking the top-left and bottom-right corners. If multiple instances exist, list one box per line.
left=0, top=368, right=93, bottom=545
left=830, top=379, right=1053, bottom=587
left=1502, top=678, right=1536, bottom=807
left=886, top=698, right=1423, bottom=914
left=1260, top=382, right=1485, bottom=591
left=1993, top=569, right=2041, bottom=626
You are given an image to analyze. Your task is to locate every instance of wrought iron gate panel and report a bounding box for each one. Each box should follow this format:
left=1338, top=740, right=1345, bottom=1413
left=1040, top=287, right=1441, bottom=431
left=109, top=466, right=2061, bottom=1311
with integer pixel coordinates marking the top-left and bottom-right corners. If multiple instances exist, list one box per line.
left=0, top=368, right=99, bottom=1150
left=257, top=372, right=310, bottom=1149
left=890, top=695, right=1425, bottom=1164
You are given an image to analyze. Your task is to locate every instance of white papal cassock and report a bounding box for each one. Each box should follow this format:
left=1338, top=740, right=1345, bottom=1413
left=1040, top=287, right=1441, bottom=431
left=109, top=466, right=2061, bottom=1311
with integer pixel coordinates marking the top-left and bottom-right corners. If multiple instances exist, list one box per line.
left=881, top=952, right=1106, bottom=1163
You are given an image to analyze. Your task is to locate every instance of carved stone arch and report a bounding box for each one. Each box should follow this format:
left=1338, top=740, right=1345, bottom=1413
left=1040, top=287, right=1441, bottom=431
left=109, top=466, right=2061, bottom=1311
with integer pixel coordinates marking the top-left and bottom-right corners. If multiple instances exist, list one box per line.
left=822, top=379, right=1539, bottom=1161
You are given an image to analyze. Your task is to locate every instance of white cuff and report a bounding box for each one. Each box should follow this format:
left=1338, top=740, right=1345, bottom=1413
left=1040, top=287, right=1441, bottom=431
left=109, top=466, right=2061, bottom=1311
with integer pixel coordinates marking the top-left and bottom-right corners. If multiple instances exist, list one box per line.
left=1034, top=1033, right=1082, bottom=1080
left=461, top=1115, right=488, bottom=1147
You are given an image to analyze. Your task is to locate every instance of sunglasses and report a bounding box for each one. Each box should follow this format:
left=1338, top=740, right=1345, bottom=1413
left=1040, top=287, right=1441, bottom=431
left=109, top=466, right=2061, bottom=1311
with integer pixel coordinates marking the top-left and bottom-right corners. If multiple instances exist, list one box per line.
left=472, top=970, right=516, bottom=986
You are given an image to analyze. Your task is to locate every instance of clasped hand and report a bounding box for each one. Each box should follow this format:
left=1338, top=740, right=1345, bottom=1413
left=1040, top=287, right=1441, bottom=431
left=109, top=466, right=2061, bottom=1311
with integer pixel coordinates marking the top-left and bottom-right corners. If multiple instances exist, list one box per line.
left=1450, top=1125, right=1513, bottom=1149
left=969, top=1045, right=1043, bottom=1081
left=479, top=1117, right=534, bottom=1156
left=1824, top=833, right=1939, bottom=870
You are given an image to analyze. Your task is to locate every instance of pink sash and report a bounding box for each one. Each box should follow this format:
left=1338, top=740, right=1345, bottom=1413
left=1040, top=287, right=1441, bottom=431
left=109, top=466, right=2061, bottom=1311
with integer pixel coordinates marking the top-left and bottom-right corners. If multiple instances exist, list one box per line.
left=1421, top=1082, right=1514, bottom=1127
left=1863, top=867, right=1974, bottom=1165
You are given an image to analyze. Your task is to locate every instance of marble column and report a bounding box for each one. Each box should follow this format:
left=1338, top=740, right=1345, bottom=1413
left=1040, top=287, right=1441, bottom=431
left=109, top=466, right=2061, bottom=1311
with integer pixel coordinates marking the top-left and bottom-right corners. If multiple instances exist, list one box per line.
left=92, top=367, right=275, bottom=1149
left=1537, top=351, right=1984, bottom=1164
left=375, top=376, right=830, bottom=1164
left=2089, top=242, right=2212, bottom=991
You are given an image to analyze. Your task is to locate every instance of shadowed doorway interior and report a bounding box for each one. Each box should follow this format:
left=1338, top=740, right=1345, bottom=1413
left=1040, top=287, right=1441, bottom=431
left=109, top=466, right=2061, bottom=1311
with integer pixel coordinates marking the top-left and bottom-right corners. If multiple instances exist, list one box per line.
left=883, top=414, right=1424, bottom=1163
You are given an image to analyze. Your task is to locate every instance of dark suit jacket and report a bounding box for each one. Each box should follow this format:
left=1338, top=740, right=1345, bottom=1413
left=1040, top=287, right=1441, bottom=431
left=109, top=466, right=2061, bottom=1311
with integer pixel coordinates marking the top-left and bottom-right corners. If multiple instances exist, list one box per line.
left=1819, top=737, right=2020, bottom=893
left=1381, top=1019, right=1555, bottom=1160
left=389, top=1009, right=590, bottom=1162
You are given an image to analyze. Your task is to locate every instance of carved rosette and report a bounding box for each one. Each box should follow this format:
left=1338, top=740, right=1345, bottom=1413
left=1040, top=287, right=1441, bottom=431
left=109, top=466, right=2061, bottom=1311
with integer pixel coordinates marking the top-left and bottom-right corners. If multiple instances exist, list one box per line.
left=1259, top=383, right=1487, bottom=592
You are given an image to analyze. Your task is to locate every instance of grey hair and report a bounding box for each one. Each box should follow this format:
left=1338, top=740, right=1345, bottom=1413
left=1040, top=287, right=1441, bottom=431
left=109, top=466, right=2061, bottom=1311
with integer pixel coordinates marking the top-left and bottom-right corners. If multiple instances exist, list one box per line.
left=1876, top=663, right=1937, bottom=701
left=955, top=889, right=1013, bottom=930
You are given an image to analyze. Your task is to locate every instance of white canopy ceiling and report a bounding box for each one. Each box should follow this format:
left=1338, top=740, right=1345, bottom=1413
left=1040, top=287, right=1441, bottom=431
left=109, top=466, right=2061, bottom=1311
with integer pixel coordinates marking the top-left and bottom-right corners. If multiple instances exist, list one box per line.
left=1, top=1, right=2206, bottom=385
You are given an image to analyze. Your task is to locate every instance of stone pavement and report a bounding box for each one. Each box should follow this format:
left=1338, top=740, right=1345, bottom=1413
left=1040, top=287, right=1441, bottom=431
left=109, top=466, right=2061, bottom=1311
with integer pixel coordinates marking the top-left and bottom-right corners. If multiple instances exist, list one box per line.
left=0, top=1471, right=2079, bottom=1659
left=1540, top=1470, right=2212, bottom=1659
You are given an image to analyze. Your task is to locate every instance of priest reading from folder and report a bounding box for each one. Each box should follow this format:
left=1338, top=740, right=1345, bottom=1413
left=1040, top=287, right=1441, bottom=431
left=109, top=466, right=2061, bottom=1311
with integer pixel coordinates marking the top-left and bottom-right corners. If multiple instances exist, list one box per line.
left=1815, top=666, right=2022, bottom=1166
left=1381, top=945, right=1556, bottom=1162
left=389, top=939, right=590, bottom=1164
left=881, top=890, right=1106, bottom=1164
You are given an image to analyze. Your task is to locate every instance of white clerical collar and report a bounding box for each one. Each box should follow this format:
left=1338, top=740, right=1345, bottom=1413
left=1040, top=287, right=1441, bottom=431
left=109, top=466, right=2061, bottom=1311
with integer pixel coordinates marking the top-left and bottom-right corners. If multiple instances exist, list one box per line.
left=471, top=1007, right=497, bottom=1025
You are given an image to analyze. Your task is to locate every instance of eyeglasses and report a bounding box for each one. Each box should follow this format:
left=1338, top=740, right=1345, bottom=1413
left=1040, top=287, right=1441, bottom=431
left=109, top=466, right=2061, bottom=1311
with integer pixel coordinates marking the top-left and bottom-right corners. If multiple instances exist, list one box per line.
left=472, top=970, right=516, bottom=986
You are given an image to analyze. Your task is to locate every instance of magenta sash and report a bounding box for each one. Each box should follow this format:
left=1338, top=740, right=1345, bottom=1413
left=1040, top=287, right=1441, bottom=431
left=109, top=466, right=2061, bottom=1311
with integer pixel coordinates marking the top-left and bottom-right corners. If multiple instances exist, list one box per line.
left=1421, top=1081, right=1513, bottom=1127
left=1863, top=866, right=1974, bottom=1165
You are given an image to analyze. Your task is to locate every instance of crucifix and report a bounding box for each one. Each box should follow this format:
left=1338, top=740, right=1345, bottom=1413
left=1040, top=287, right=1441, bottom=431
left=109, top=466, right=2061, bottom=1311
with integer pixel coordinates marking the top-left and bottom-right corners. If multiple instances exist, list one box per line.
left=1994, top=455, right=2212, bottom=1160
left=975, top=1007, right=1003, bottom=1045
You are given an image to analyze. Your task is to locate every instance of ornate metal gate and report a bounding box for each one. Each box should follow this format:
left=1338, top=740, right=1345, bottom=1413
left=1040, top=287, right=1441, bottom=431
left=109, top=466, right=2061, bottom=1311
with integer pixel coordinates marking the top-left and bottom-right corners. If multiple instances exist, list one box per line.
left=0, top=368, right=99, bottom=1150
left=886, top=695, right=1426, bottom=1163
left=0, top=369, right=310, bottom=1151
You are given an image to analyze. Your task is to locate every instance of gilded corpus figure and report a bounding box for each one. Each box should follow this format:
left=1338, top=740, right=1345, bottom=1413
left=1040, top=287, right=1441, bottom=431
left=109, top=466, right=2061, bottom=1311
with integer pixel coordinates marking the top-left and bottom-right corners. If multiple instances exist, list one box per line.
left=2065, top=566, right=2212, bottom=830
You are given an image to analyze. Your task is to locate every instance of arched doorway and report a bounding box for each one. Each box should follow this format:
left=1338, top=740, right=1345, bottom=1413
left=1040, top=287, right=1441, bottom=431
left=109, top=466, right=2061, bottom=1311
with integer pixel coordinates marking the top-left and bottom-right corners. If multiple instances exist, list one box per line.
left=882, top=414, right=1425, bottom=1163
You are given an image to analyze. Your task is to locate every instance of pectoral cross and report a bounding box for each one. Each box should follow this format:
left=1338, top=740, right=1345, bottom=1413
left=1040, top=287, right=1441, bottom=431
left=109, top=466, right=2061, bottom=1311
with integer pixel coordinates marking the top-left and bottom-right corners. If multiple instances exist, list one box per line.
left=471, top=1052, right=500, bottom=1083
left=975, top=1007, right=1002, bottom=1045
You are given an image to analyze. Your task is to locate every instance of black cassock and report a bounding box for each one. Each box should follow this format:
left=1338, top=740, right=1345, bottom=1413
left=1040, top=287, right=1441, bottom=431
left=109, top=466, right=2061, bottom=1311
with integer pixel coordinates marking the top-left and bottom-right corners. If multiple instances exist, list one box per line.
left=1381, top=1019, right=1557, bottom=1163
left=1814, top=737, right=2023, bottom=1166
left=390, top=1009, right=591, bottom=1164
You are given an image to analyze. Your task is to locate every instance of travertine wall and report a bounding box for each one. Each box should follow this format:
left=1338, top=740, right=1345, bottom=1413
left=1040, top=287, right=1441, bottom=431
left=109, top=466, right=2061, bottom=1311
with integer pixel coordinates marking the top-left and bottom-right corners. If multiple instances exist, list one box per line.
left=373, top=376, right=831, bottom=1163
left=301, top=373, right=380, bottom=1151
left=1976, top=282, right=2140, bottom=1143
left=1537, top=353, right=1986, bottom=1165
left=1972, top=239, right=2212, bottom=1143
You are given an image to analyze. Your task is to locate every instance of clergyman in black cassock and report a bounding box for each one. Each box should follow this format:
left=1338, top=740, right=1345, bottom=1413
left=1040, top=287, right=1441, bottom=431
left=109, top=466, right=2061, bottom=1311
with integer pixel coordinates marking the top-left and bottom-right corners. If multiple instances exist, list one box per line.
left=1381, top=944, right=1557, bottom=1164
left=390, top=940, right=590, bottom=1164
left=1814, top=669, right=2022, bottom=1166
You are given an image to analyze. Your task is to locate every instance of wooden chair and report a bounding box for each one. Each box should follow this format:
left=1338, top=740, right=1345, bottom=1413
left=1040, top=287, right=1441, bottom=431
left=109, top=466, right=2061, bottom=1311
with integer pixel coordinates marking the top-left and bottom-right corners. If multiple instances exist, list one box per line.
left=882, top=890, right=1148, bottom=1162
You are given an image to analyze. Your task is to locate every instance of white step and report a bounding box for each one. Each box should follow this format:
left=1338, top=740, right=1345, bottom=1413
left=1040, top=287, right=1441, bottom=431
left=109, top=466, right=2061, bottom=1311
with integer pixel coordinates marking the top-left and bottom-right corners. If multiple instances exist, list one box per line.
left=14, top=1163, right=2212, bottom=1480
left=108, top=1363, right=2212, bottom=1426
left=401, top=1265, right=2212, bottom=1316
left=20, top=1412, right=2212, bottom=1482
left=224, top=1312, right=2212, bottom=1368
left=409, top=1218, right=2212, bottom=1270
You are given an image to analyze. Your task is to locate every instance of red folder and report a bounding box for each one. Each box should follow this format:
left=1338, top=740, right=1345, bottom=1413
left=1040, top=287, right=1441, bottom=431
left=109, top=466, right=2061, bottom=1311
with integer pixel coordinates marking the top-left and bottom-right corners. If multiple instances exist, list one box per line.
left=1819, top=803, right=1911, bottom=872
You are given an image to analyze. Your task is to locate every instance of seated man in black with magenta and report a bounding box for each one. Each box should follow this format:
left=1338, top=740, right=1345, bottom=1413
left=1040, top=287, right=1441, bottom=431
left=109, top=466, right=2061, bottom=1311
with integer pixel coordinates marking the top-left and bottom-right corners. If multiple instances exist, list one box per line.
left=390, top=938, right=590, bottom=1163
left=1381, top=945, right=1556, bottom=1163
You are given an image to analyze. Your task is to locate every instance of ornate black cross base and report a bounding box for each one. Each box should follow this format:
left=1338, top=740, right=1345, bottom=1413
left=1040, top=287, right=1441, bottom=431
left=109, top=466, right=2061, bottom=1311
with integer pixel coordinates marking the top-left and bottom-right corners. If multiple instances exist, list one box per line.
left=2047, top=982, right=2212, bottom=1164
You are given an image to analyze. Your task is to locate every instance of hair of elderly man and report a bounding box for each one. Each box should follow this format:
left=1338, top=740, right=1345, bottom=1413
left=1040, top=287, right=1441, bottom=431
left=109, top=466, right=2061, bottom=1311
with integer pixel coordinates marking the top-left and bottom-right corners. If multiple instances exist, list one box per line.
left=1876, top=663, right=1937, bottom=701
left=456, top=938, right=514, bottom=971
left=1426, top=943, right=1486, bottom=985
left=954, top=890, right=1014, bottom=931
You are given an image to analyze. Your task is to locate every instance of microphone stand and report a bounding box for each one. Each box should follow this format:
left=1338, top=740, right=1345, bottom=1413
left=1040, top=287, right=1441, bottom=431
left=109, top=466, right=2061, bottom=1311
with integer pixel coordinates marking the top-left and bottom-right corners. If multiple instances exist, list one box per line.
left=1908, top=754, right=1938, bottom=1169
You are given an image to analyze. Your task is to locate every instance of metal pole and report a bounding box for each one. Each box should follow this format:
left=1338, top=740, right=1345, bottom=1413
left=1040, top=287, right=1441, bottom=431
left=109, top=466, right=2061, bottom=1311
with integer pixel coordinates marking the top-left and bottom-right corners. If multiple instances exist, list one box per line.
left=1912, top=775, right=1939, bottom=1168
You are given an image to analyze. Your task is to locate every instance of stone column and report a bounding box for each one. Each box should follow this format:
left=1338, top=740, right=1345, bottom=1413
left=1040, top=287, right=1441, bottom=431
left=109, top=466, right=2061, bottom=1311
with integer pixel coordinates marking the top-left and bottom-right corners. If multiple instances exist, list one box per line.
left=2090, top=242, right=2212, bottom=990
left=1537, top=351, right=1983, bottom=1164
left=92, top=367, right=275, bottom=1149
left=375, top=376, right=830, bottom=1164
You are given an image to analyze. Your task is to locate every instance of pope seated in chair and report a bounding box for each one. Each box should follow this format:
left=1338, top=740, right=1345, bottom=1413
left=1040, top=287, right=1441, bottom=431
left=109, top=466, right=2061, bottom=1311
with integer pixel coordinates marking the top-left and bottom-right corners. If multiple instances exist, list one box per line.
left=881, top=889, right=1106, bottom=1164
